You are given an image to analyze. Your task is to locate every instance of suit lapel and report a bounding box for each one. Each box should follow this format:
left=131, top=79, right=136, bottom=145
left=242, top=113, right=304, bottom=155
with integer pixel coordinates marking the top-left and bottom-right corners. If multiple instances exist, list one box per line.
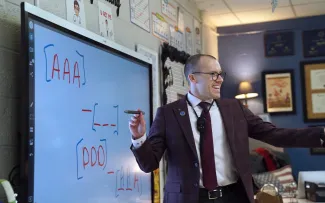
left=173, top=97, right=198, bottom=160
left=216, top=100, right=236, bottom=153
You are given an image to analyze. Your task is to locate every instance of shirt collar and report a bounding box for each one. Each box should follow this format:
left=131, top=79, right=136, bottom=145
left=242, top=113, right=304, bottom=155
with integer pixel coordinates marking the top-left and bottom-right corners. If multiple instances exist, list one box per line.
left=187, top=92, right=214, bottom=107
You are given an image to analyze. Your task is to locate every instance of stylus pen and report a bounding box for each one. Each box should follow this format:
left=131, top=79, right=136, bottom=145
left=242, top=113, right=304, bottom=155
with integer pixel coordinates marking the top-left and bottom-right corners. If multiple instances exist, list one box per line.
left=124, top=110, right=145, bottom=115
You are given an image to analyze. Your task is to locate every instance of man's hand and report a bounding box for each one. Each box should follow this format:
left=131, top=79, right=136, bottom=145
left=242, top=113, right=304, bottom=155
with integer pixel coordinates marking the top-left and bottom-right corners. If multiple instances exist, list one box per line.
left=129, top=109, right=146, bottom=139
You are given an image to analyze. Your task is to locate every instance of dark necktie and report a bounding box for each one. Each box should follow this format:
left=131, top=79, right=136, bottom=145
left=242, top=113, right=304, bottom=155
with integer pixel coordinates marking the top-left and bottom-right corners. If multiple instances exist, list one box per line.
left=198, top=102, right=218, bottom=191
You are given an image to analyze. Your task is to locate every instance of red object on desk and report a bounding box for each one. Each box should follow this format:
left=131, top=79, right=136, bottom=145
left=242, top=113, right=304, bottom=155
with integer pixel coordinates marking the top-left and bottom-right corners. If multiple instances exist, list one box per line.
left=254, top=148, right=277, bottom=171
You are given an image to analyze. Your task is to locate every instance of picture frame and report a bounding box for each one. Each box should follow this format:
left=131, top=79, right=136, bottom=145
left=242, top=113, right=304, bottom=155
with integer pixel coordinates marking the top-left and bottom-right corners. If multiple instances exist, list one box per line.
left=310, top=148, right=325, bottom=155
left=261, top=70, right=296, bottom=115
left=300, top=60, right=325, bottom=122
left=302, top=28, right=325, bottom=58
left=309, top=125, right=325, bottom=155
left=264, top=31, right=295, bottom=57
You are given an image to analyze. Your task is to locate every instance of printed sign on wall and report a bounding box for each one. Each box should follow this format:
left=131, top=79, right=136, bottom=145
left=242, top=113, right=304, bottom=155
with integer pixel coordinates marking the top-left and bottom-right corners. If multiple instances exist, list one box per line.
left=66, top=0, right=86, bottom=28
left=130, top=0, right=150, bottom=32
left=162, top=0, right=177, bottom=22
left=152, top=13, right=169, bottom=42
left=98, top=1, right=115, bottom=41
left=169, top=26, right=184, bottom=51
left=194, top=19, right=201, bottom=54
left=185, top=27, right=192, bottom=54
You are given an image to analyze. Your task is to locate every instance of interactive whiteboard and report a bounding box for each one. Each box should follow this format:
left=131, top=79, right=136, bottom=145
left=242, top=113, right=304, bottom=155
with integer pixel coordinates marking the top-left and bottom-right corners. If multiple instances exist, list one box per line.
left=20, top=3, right=152, bottom=203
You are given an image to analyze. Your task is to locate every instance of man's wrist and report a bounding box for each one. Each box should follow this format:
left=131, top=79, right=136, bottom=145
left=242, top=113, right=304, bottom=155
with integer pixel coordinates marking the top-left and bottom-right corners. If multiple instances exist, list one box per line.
left=132, top=134, right=144, bottom=140
left=131, top=133, right=147, bottom=149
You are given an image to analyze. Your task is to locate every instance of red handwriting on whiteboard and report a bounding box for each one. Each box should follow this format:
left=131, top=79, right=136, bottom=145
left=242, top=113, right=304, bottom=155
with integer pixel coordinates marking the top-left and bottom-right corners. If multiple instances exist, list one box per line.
left=114, top=166, right=142, bottom=198
left=126, top=167, right=132, bottom=191
left=83, top=145, right=105, bottom=167
left=81, top=103, right=118, bottom=134
left=76, top=138, right=107, bottom=180
left=44, top=44, right=86, bottom=87
left=134, top=173, right=141, bottom=193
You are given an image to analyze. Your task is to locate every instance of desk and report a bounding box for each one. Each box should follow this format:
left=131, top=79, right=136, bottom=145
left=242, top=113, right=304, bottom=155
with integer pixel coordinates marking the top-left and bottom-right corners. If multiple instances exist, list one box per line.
left=283, top=198, right=325, bottom=203
left=255, top=196, right=325, bottom=203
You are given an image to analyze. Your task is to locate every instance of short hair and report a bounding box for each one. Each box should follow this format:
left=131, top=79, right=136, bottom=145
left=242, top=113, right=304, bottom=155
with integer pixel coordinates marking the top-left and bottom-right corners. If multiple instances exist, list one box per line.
left=184, top=54, right=216, bottom=83
left=74, top=0, right=79, bottom=7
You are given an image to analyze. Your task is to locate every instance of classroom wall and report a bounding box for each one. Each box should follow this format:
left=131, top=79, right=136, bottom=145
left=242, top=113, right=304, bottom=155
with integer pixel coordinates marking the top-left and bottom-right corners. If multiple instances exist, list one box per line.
left=0, top=0, right=215, bottom=200
left=0, top=1, right=31, bottom=199
left=36, top=0, right=201, bottom=52
left=202, top=23, right=218, bottom=59
left=217, top=15, right=325, bottom=180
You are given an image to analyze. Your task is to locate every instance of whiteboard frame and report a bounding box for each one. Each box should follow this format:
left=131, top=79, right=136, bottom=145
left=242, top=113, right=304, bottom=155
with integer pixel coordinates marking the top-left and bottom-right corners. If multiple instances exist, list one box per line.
left=135, top=44, right=161, bottom=113
left=20, top=2, right=153, bottom=203
left=135, top=44, right=164, bottom=203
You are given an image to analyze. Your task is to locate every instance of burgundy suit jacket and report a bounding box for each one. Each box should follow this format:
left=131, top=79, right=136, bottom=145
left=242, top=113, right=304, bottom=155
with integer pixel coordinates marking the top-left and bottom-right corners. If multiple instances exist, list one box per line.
left=131, top=97, right=323, bottom=203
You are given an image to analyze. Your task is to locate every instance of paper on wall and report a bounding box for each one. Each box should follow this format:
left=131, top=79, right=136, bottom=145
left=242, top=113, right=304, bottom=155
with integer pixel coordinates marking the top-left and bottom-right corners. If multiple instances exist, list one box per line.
left=185, top=27, right=192, bottom=54
left=169, top=25, right=184, bottom=51
left=152, top=13, right=169, bottom=42
left=130, top=0, right=150, bottom=32
left=98, top=1, right=114, bottom=41
left=162, top=0, right=177, bottom=22
left=194, top=19, right=201, bottom=54
left=177, top=9, right=184, bottom=33
left=66, top=0, right=86, bottom=28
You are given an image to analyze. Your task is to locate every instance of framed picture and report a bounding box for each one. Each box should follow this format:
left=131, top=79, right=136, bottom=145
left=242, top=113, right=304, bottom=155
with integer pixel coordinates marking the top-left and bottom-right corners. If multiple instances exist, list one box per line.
left=302, top=28, right=325, bottom=58
left=261, top=70, right=296, bottom=114
left=310, top=148, right=325, bottom=155
left=300, top=60, right=325, bottom=122
left=309, top=125, right=325, bottom=155
left=264, top=31, right=294, bottom=57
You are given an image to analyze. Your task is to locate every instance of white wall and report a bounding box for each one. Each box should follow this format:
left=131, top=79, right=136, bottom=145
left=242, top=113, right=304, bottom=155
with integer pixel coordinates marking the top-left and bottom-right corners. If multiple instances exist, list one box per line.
left=201, top=11, right=219, bottom=59
left=202, top=24, right=218, bottom=59
left=0, top=0, right=221, bottom=201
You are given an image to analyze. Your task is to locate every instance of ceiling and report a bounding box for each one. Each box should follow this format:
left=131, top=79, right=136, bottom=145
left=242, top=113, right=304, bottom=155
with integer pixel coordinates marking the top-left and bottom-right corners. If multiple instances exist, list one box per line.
left=194, top=0, right=325, bottom=27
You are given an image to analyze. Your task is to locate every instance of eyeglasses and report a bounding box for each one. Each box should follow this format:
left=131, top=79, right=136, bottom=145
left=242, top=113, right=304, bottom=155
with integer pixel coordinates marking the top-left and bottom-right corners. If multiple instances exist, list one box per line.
left=191, top=71, right=226, bottom=81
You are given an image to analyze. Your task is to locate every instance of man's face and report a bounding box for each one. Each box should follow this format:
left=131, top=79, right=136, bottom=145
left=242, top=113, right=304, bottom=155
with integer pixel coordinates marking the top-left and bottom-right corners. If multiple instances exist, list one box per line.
left=189, top=56, right=224, bottom=100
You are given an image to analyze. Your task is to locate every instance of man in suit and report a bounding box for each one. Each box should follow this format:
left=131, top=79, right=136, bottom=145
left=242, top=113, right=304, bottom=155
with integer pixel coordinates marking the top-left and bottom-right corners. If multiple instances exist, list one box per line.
left=129, top=54, right=325, bottom=203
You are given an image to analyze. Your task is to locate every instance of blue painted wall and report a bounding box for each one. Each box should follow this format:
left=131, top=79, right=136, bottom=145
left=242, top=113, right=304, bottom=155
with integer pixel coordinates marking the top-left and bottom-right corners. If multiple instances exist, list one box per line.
left=217, top=15, right=325, bottom=180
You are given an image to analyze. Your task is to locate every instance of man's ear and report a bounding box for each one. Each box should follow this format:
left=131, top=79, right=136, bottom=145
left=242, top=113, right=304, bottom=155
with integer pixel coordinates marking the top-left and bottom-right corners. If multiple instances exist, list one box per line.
left=188, top=74, right=196, bottom=83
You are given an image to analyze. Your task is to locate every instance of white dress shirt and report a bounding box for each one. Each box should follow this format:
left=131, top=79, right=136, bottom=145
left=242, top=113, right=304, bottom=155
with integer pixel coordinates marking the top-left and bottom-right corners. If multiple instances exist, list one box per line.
left=132, top=93, right=238, bottom=187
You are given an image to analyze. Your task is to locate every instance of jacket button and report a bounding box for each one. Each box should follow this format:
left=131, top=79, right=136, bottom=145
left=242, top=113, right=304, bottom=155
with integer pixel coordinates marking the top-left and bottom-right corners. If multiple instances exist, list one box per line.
left=194, top=163, right=198, bottom=167
left=194, top=183, right=198, bottom=187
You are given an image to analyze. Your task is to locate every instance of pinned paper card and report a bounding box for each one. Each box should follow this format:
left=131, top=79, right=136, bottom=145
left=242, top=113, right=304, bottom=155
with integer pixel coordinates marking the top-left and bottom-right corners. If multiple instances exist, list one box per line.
left=152, top=13, right=169, bottom=42
left=162, top=0, right=177, bottom=22
left=169, top=25, right=184, bottom=51
left=130, top=0, right=150, bottom=32
left=177, top=8, right=184, bottom=33
left=185, top=27, right=192, bottom=54
left=194, top=19, right=201, bottom=54
left=98, top=1, right=114, bottom=41
left=66, top=0, right=86, bottom=28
